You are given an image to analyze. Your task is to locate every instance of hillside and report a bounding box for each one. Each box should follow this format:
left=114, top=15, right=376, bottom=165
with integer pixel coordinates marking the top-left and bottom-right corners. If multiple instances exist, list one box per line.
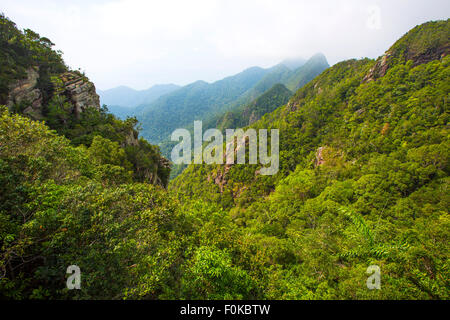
left=203, top=54, right=329, bottom=128
left=171, top=19, right=450, bottom=299
left=284, top=53, right=330, bottom=91
left=211, top=83, right=293, bottom=130
left=166, top=83, right=293, bottom=179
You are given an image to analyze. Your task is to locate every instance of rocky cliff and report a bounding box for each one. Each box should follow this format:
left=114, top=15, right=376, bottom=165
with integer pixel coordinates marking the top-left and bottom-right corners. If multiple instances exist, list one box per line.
left=364, top=20, right=449, bottom=82
left=7, top=68, right=100, bottom=119
left=59, top=72, right=100, bottom=116
left=7, top=67, right=43, bottom=119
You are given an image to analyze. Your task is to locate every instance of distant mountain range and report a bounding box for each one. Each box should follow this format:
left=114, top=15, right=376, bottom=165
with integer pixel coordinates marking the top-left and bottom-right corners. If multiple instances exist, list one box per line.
left=130, top=53, right=329, bottom=145
left=98, top=84, right=180, bottom=118
left=98, top=53, right=328, bottom=148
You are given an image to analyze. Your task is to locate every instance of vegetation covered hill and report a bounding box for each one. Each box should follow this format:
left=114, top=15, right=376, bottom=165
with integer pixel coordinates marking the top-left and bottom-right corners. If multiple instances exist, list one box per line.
left=165, top=83, right=293, bottom=179
left=98, top=84, right=181, bottom=120
left=209, top=83, right=292, bottom=131
left=171, top=19, right=450, bottom=299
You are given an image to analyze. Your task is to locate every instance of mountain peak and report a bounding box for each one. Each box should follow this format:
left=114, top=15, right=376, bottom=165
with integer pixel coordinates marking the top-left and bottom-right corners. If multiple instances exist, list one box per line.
left=364, top=19, right=449, bottom=81
left=306, top=53, right=328, bottom=65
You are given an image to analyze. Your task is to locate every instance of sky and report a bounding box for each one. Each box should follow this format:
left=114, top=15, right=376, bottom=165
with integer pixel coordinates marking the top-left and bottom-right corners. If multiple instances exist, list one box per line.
left=2, top=0, right=449, bottom=90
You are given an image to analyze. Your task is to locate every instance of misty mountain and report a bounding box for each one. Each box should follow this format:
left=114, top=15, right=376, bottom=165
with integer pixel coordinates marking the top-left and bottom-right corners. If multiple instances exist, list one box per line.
left=136, top=54, right=329, bottom=145
left=280, top=57, right=307, bottom=70
left=98, top=83, right=180, bottom=108
left=213, top=53, right=329, bottom=116
left=283, top=53, right=330, bottom=91
left=136, top=66, right=270, bottom=143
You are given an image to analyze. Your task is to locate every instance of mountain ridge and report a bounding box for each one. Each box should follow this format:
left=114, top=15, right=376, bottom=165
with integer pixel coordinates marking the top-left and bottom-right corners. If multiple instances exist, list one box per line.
left=135, top=54, right=329, bottom=145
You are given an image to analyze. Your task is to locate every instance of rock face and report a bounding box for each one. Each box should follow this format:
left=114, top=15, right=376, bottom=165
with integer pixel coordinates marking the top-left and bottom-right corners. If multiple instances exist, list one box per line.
left=124, top=129, right=139, bottom=147
left=7, top=69, right=100, bottom=120
left=60, top=72, right=100, bottom=116
left=363, top=52, right=391, bottom=82
left=208, top=164, right=232, bottom=193
left=315, top=146, right=325, bottom=167
left=7, top=67, right=43, bottom=118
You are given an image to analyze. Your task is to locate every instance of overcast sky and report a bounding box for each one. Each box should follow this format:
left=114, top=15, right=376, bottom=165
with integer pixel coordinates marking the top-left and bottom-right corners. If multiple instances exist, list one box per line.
left=2, top=0, right=449, bottom=90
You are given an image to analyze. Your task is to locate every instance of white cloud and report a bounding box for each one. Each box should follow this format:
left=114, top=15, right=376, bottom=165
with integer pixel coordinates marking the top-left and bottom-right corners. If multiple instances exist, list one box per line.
left=1, top=0, right=449, bottom=89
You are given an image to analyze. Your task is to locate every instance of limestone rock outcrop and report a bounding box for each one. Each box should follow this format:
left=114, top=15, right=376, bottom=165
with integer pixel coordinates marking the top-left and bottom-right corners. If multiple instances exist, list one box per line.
left=364, top=42, right=449, bottom=83
left=6, top=68, right=100, bottom=120
left=7, top=67, right=43, bottom=118
left=60, top=72, right=100, bottom=116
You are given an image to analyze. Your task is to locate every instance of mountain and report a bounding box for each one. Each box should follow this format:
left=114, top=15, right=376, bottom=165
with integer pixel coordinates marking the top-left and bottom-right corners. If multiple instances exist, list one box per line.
left=172, top=19, right=450, bottom=298
left=280, top=57, right=307, bottom=70
left=104, top=104, right=136, bottom=119
left=136, top=67, right=270, bottom=143
left=165, top=83, right=293, bottom=179
left=98, top=84, right=180, bottom=109
left=283, top=52, right=330, bottom=91
left=222, top=54, right=329, bottom=113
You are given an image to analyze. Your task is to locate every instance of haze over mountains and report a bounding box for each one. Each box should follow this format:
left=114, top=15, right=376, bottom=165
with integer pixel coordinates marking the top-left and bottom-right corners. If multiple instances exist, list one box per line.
left=98, top=84, right=180, bottom=108
left=97, top=84, right=180, bottom=119
left=100, top=53, right=329, bottom=146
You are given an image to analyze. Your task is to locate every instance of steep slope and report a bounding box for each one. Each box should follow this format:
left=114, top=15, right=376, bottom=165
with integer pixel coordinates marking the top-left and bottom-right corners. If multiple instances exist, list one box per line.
left=173, top=20, right=449, bottom=209
left=171, top=20, right=450, bottom=298
left=166, top=83, right=292, bottom=179
left=212, top=83, right=292, bottom=130
left=227, top=54, right=328, bottom=112
left=1, top=14, right=449, bottom=301
left=136, top=54, right=329, bottom=146
left=280, top=57, right=307, bottom=70
left=284, top=53, right=330, bottom=91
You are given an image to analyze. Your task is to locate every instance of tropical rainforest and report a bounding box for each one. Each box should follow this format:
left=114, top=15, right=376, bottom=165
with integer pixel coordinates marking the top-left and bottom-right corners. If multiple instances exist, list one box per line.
left=0, top=13, right=449, bottom=300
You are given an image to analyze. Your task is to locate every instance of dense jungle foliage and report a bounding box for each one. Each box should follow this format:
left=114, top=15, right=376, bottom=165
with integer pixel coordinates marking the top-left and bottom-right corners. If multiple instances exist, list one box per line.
left=0, top=15, right=449, bottom=299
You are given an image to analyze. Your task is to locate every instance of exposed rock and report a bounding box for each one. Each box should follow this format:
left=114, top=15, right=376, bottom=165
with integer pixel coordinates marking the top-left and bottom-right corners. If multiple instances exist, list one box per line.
left=156, top=157, right=171, bottom=187
left=6, top=68, right=100, bottom=120
left=380, top=122, right=390, bottom=135
left=363, top=52, right=391, bottom=82
left=60, top=72, right=100, bottom=117
left=364, top=42, right=450, bottom=82
left=286, top=100, right=300, bottom=112
left=124, top=129, right=139, bottom=147
left=248, top=110, right=258, bottom=125
left=213, top=164, right=232, bottom=193
left=405, top=43, right=450, bottom=67
left=7, top=67, right=43, bottom=118
left=314, top=81, right=323, bottom=94
left=315, top=146, right=326, bottom=167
